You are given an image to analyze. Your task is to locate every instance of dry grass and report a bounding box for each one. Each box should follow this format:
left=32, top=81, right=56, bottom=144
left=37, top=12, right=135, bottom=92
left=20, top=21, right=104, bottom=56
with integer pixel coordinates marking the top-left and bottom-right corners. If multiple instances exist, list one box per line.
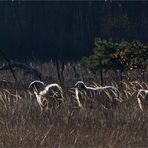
left=0, top=61, right=147, bottom=148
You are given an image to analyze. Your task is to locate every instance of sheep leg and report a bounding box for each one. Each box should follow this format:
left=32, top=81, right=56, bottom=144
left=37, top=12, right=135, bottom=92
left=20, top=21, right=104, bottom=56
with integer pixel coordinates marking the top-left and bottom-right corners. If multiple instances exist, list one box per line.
left=75, top=88, right=82, bottom=108
left=137, top=97, right=143, bottom=111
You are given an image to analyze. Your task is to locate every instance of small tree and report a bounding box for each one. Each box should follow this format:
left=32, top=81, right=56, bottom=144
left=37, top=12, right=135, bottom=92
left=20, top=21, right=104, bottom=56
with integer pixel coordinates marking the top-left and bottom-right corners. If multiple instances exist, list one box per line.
left=81, top=38, right=115, bottom=72
left=81, top=38, right=148, bottom=82
left=81, top=38, right=115, bottom=84
left=0, top=49, right=17, bottom=82
left=113, top=40, right=148, bottom=70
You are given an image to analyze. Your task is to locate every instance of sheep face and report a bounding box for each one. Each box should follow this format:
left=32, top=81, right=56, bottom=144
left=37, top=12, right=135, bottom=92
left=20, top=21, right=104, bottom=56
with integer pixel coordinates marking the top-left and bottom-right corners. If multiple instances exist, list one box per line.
left=28, top=81, right=45, bottom=94
left=75, top=81, right=86, bottom=92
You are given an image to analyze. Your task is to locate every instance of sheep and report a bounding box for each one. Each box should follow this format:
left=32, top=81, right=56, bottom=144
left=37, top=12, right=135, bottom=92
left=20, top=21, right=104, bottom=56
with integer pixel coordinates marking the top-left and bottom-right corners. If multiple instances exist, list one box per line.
left=74, top=81, right=121, bottom=109
left=28, top=80, right=64, bottom=112
left=137, top=89, right=148, bottom=111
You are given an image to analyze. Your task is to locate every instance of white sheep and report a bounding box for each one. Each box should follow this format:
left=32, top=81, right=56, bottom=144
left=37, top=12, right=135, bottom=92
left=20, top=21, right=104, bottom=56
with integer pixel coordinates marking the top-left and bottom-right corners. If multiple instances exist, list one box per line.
left=137, top=89, right=148, bottom=111
left=28, top=80, right=64, bottom=112
left=74, top=81, right=121, bottom=109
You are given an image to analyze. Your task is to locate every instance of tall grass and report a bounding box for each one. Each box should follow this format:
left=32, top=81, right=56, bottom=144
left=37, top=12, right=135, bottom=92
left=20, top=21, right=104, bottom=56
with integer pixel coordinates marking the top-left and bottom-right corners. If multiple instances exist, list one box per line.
left=0, top=61, right=147, bottom=147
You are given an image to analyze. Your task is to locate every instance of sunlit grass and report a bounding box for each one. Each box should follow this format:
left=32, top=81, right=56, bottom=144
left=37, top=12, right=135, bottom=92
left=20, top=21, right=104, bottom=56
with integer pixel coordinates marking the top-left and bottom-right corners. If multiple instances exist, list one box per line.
left=0, top=61, right=147, bottom=147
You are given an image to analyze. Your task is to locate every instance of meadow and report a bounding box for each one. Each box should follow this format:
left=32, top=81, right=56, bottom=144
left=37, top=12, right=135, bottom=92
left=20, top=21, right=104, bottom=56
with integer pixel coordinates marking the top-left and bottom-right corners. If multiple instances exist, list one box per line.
left=0, top=61, right=147, bottom=148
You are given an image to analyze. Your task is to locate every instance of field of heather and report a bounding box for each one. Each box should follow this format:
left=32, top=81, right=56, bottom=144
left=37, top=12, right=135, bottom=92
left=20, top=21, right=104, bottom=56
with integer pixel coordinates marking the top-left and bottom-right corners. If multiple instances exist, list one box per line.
left=0, top=61, right=147, bottom=148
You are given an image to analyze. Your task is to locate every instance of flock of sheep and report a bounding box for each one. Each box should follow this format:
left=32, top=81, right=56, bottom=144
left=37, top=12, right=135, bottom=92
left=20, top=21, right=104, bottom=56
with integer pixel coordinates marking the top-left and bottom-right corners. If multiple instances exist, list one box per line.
left=28, top=80, right=148, bottom=112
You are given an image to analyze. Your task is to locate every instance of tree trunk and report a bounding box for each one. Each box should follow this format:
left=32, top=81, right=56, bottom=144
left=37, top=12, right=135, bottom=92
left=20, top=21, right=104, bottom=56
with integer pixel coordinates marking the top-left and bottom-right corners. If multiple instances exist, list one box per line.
left=99, top=58, right=103, bottom=85
left=2, top=52, right=17, bottom=83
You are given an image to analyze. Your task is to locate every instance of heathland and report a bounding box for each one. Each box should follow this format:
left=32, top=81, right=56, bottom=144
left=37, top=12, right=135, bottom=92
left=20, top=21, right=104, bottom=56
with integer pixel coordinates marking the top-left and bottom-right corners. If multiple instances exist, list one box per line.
left=0, top=61, right=147, bottom=148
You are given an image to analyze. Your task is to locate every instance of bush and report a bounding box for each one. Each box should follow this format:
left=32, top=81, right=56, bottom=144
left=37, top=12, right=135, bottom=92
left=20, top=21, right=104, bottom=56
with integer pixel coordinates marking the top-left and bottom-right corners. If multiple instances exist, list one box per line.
left=81, top=39, right=148, bottom=73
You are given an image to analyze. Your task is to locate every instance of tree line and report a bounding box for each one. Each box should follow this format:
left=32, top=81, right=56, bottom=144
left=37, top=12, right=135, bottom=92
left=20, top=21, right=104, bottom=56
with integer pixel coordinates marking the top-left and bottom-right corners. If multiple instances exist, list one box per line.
left=0, top=1, right=148, bottom=60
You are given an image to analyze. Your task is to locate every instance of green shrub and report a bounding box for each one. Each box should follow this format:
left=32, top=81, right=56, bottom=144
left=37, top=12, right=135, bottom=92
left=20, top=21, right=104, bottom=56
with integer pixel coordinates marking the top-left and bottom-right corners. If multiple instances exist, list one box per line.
left=81, top=38, right=148, bottom=73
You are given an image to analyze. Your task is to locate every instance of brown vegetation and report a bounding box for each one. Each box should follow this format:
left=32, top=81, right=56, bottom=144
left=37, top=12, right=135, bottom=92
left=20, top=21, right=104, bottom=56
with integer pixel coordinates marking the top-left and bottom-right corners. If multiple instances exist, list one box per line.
left=0, top=61, right=147, bottom=148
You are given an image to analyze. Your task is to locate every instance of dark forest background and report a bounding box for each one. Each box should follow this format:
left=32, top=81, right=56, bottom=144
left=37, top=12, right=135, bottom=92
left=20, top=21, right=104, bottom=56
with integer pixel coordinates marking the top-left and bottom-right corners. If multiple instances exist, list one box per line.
left=0, top=1, right=148, bottom=61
